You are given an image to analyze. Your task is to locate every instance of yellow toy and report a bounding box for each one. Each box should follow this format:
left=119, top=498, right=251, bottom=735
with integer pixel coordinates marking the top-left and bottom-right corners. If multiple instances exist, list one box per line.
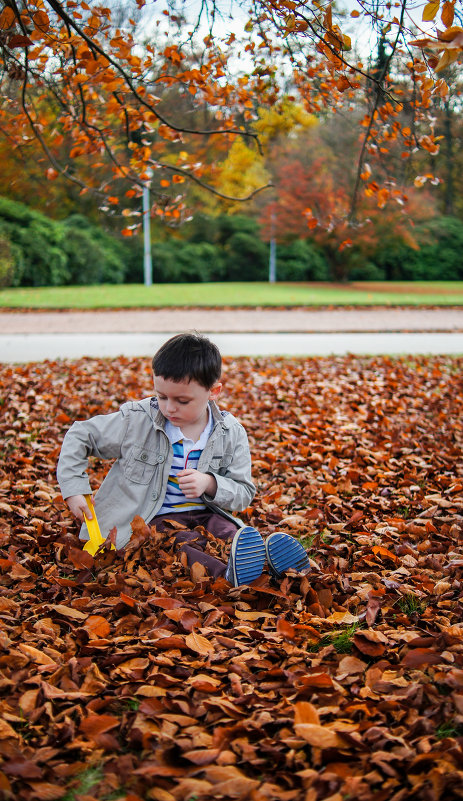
left=82, top=494, right=114, bottom=555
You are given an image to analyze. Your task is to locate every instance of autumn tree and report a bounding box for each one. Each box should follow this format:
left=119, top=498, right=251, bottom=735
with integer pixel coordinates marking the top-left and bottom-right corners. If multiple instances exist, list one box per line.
left=0, top=0, right=462, bottom=239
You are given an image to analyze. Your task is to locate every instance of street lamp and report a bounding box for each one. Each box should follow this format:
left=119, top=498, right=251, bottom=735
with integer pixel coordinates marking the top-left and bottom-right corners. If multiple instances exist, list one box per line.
left=142, top=169, right=153, bottom=287
left=269, top=211, right=276, bottom=283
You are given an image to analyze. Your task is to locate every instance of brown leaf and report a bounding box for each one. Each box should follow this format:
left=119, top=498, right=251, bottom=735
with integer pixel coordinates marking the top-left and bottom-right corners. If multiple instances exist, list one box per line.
left=185, top=631, right=214, bottom=654
left=401, top=648, right=443, bottom=667
left=336, top=655, right=367, bottom=676
left=24, top=783, right=65, bottom=800
left=49, top=604, right=88, bottom=620
left=235, top=609, right=276, bottom=620
left=353, top=629, right=389, bottom=657
left=294, top=723, right=347, bottom=749
left=80, top=714, right=120, bottom=736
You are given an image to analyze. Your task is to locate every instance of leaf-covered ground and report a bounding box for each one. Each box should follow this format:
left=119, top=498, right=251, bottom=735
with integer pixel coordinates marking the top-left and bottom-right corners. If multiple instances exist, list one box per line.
left=0, top=354, right=462, bottom=801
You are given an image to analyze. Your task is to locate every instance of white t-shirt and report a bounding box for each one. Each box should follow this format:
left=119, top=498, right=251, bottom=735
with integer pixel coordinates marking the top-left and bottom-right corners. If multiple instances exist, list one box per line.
left=157, top=408, right=213, bottom=514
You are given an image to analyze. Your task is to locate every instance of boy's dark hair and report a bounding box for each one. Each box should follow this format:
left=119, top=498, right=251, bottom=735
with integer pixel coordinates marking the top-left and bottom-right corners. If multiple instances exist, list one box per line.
left=152, top=333, right=222, bottom=389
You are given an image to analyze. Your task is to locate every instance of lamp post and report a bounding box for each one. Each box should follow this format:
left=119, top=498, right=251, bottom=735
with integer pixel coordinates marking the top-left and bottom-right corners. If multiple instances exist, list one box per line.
left=269, top=211, right=276, bottom=283
left=142, top=170, right=153, bottom=287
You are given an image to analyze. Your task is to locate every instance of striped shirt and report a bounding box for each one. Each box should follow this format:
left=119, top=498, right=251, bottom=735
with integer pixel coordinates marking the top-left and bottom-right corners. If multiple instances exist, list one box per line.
left=158, top=408, right=213, bottom=514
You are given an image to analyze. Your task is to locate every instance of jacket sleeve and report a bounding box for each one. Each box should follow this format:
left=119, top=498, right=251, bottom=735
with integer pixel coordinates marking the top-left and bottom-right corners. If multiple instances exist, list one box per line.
left=204, top=423, right=256, bottom=512
left=56, top=407, right=130, bottom=500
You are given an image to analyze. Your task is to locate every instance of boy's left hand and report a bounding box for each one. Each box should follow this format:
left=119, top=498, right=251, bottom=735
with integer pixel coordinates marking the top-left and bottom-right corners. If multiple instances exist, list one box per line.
left=177, top=468, right=217, bottom=499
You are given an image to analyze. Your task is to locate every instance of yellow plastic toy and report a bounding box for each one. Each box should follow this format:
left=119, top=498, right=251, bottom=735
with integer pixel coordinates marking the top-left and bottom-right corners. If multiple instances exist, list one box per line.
left=82, top=494, right=114, bottom=555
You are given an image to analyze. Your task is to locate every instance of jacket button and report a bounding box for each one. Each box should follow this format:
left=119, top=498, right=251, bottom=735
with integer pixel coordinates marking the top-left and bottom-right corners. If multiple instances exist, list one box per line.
left=156, top=455, right=164, bottom=463
left=152, top=492, right=158, bottom=500
left=140, top=452, right=148, bottom=461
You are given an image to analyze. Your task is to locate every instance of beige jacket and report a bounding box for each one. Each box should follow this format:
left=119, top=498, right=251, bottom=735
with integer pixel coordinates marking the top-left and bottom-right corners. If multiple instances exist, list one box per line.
left=57, top=398, right=255, bottom=548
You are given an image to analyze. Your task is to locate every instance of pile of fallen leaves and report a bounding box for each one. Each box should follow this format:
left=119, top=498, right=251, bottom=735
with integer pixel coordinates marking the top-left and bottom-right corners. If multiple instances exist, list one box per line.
left=0, top=354, right=462, bottom=801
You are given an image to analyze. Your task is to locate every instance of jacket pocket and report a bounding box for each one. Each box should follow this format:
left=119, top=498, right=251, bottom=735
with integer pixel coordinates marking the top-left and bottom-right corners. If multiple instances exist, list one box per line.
left=209, top=453, right=233, bottom=473
left=124, top=446, right=164, bottom=484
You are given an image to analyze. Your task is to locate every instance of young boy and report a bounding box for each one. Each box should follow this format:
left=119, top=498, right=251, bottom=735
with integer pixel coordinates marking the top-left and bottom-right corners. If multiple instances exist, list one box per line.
left=57, top=333, right=309, bottom=586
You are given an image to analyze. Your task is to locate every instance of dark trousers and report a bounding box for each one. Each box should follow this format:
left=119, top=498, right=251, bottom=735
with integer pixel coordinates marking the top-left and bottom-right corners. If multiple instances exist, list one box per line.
left=150, top=509, right=239, bottom=578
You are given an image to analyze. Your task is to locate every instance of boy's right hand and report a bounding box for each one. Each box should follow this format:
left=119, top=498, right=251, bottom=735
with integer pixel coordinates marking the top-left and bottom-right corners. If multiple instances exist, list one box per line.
left=66, top=494, right=93, bottom=523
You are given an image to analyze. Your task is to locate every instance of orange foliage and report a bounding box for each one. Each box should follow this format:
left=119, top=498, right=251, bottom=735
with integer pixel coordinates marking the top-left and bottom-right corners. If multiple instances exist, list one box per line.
left=0, top=0, right=459, bottom=225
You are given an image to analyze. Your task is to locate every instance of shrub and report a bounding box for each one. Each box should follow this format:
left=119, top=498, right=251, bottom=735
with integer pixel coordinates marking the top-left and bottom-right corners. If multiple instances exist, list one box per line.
left=62, top=215, right=127, bottom=284
left=372, top=216, right=463, bottom=281
left=152, top=241, right=225, bottom=283
left=0, top=235, right=14, bottom=287
left=276, top=239, right=331, bottom=281
left=223, top=231, right=269, bottom=281
left=0, top=196, right=69, bottom=286
left=410, top=216, right=463, bottom=280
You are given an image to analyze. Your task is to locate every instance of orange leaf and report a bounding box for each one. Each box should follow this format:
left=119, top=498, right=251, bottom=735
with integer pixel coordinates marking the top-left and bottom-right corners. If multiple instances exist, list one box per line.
left=294, top=701, right=320, bottom=725
left=372, top=545, right=399, bottom=563
left=80, top=714, right=120, bottom=736
left=277, top=617, right=297, bottom=639
left=83, top=615, right=111, bottom=639
left=339, top=239, right=352, bottom=252
left=33, top=11, right=50, bottom=29
left=0, top=7, right=16, bottom=29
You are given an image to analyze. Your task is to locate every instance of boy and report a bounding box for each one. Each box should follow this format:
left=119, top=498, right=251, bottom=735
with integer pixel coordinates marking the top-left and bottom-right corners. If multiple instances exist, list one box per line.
left=57, top=333, right=309, bottom=586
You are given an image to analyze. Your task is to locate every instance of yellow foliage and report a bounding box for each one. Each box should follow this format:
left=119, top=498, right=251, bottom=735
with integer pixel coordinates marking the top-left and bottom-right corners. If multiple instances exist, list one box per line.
left=254, top=100, right=317, bottom=146
left=208, top=101, right=317, bottom=213
left=207, top=139, right=270, bottom=214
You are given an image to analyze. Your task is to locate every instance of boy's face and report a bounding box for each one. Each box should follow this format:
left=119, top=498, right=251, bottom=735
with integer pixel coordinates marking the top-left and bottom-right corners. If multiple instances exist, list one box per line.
left=153, top=375, right=222, bottom=432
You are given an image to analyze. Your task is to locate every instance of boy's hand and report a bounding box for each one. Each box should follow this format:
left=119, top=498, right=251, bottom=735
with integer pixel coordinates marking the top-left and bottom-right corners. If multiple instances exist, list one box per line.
left=177, top=469, right=217, bottom=499
left=66, top=494, right=93, bottom=523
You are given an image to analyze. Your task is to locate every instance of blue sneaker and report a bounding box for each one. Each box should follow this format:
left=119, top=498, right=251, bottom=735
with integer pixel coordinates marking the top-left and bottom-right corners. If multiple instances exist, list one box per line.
left=224, top=526, right=266, bottom=587
left=265, top=532, right=310, bottom=579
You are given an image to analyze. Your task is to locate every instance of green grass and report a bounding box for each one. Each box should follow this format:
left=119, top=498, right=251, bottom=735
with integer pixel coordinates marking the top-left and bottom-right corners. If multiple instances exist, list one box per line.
left=0, top=281, right=462, bottom=308
left=435, top=720, right=463, bottom=740
left=397, top=593, right=427, bottom=617
left=62, top=766, right=105, bottom=800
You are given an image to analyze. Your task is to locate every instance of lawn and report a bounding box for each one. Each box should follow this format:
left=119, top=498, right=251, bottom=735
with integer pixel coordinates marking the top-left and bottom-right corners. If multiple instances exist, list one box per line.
left=0, top=281, right=462, bottom=307
left=1, top=353, right=462, bottom=799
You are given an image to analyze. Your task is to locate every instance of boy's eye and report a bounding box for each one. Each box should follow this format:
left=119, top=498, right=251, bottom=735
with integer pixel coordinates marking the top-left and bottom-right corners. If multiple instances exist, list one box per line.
left=157, top=394, right=189, bottom=405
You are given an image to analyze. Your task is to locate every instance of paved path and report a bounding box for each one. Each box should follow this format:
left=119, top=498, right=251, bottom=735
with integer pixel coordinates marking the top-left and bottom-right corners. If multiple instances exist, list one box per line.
left=1, top=307, right=462, bottom=333
left=0, top=308, right=462, bottom=360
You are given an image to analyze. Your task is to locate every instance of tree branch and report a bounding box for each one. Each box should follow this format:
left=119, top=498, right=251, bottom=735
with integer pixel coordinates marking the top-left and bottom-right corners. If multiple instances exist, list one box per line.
left=43, top=0, right=262, bottom=144
left=151, top=160, right=273, bottom=201
left=348, top=0, right=408, bottom=222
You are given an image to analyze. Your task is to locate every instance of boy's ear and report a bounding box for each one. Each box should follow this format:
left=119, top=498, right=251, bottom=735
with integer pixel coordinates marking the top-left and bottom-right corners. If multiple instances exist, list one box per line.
left=209, top=382, right=222, bottom=399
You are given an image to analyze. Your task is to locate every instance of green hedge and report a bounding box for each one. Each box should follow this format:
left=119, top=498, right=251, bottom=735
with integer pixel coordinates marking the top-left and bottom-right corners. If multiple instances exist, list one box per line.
left=1, top=196, right=462, bottom=286
left=365, top=216, right=463, bottom=281
left=0, top=198, right=129, bottom=286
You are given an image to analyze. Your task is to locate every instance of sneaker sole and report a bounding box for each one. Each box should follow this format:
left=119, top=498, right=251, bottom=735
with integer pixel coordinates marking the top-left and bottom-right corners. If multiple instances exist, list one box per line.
left=265, top=532, right=310, bottom=578
left=229, top=526, right=266, bottom=586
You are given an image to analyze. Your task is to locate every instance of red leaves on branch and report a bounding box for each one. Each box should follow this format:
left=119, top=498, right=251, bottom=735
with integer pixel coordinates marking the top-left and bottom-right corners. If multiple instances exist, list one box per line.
left=0, top=354, right=462, bottom=799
